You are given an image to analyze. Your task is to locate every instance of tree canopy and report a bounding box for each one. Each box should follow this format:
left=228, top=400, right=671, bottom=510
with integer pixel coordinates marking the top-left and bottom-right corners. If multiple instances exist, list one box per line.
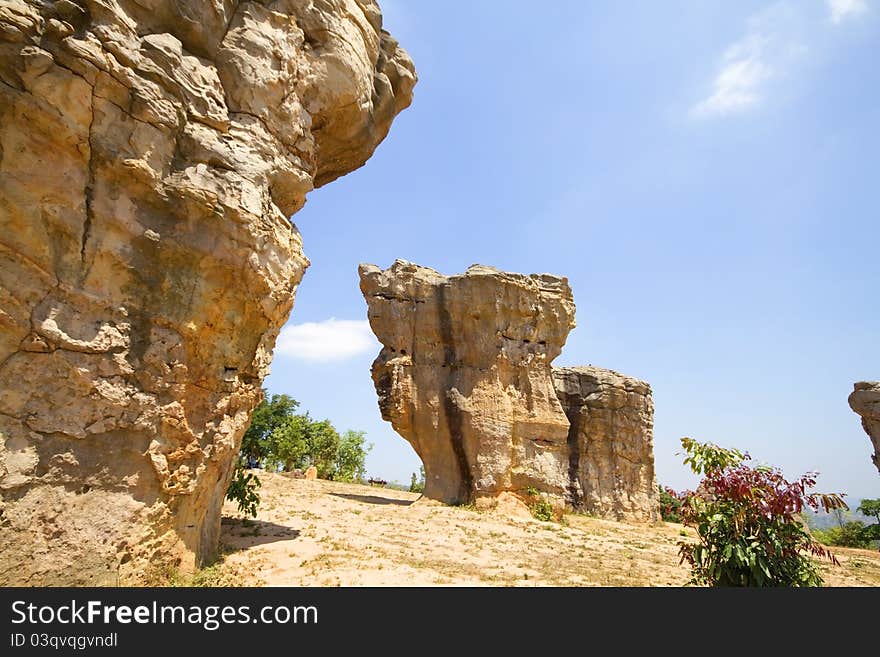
left=236, top=390, right=372, bottom=481
left=226, top=390, right=373, bottom=516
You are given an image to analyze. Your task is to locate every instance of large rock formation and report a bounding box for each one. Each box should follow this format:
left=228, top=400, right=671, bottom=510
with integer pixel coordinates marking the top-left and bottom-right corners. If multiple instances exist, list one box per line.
left=849, top=381, right=880, bottom=475
left=360, top=260, right=576, bottom=507
left=0, top=0, right=414, bottom=585
left=361, top=261, right=660, bottom=521
left=553, top=367, right=659, bottom=521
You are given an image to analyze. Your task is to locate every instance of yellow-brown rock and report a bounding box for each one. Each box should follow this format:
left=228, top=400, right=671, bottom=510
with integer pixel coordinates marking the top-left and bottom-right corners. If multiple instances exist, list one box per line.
left=0, top=0, right=414, bottom=585
left=361, top=260, right=662, bottom=523
left=359, top=260, right=576, bottom=508
left=552, top=366, right=660, bottom=521
left=849, top=381, right=880, bottom=475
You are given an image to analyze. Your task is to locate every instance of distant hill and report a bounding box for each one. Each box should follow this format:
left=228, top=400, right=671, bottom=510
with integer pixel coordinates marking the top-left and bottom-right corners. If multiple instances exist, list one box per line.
left=803, top=500, right=875, bottom=530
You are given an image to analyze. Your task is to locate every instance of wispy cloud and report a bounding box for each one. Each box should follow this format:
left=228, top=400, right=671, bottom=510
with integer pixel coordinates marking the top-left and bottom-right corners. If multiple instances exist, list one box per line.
left=275, top=319, right=378, bottom=363
left=691, top=35, right=773, bottom=118
left=828, top=0, right=869, bottom=24
left=691, top=3, right=806, bottom=119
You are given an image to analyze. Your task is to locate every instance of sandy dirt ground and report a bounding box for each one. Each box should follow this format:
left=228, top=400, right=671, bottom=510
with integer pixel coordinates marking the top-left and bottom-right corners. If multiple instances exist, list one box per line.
left=209, top=472, right=880, bottom=587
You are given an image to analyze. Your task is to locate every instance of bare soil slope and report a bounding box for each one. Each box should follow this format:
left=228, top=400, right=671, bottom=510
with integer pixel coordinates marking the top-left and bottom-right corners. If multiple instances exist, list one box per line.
left=209, top=472, right=880, bottom=587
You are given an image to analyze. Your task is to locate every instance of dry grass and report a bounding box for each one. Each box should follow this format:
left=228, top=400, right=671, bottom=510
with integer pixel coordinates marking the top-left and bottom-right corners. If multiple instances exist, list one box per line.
left=209, top=472, right=880, bottom=587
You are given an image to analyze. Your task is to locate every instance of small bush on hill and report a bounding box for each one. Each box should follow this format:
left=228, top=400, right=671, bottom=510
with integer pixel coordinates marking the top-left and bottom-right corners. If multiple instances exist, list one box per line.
left=812, top=522, right=874, bottom=549
left=659, top=485, right=683, bottom=523
left=525, top=486, right=555, bottom=522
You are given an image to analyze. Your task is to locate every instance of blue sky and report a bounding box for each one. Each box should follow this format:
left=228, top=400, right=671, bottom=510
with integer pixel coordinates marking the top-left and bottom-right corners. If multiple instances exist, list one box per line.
left=264, top=0, right=880, bottom=500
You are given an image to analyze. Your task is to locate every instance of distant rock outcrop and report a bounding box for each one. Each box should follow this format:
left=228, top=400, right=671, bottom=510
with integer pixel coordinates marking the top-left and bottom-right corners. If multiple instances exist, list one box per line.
left=0, top=0, right=414, bottom=585
left=359, top=260, right=576, bottom=508
left=553, top=367, right=659, bottom=521
left=360, top=260, right=659, bottom=521
left=849, top=382, right=880, bottom=475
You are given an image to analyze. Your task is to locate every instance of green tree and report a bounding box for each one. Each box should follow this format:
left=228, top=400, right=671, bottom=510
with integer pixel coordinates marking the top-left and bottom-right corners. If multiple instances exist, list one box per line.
left=335, top=430, right=372, bottom=482
left=813, top=522, right=873, bottom=549
left=831, top=507, right=848, bottom=529
left=676, top=437, right=845, bottom=587
left=240, top=391, right=299, bottom=467
left=267, top=413, right=311, bottom=472
left=305, top=419, right=340, bottom=478
left=226, top=389, right=296, bottom=516
left=857, top=498, right=880, bottom=524
left=410, top=465, right=425, bottom=493
left=856, top=498, right=880, bottom=545
left=227, top=391, right=373, bottom=513
left=680, top=436, right=744, bottom=475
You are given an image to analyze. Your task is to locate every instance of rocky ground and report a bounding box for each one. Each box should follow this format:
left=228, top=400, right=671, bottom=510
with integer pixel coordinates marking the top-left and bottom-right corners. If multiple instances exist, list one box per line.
left=183, top=471, right=880, bottom=587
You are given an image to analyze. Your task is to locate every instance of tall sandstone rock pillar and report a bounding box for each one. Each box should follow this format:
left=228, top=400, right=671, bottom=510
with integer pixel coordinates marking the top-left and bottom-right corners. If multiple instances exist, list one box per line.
left=361, top=260, right=660, bottom=521
left=360, top=260, right=576, bottom=507
left=552, top=366, right=659, bottom=521
left=849, top=381, right=880, bottom=475
left=0, top=0, right=414, bottom=584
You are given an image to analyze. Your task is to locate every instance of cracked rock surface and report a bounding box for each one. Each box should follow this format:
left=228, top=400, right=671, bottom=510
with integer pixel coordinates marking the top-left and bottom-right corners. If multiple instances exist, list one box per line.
left=0, top=0, right=414, bottom=585
left=849, top=381, right=880, bottom=475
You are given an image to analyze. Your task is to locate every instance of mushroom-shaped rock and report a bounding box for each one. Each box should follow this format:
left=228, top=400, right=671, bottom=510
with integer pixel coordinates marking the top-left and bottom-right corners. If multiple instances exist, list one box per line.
left=0, top=0, right=415, bottom=585
left=359, top=260, right=576, bottom=508
left=849, top=381, right=880, bottom=475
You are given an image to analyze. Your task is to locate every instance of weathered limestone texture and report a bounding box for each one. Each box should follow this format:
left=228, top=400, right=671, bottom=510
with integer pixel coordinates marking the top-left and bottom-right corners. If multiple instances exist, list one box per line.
left=360, top=260, right=576, bottom=508
left=849, top=381, right=880, bottom=475
left=552, top=367, right=659, bottom=521
left=0, top=0, right=415, bottom=585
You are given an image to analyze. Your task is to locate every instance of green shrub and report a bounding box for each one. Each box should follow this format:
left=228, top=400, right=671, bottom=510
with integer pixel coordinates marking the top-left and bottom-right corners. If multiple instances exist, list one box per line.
left=676, top=437, right=845, bottom=587
left=658, top=485, right=683, bottom=523
left=813, top=521, right=875, bottom=549
left=525, top=486, right=555, bottom=522
left=225, top=464, right=261, bottom=518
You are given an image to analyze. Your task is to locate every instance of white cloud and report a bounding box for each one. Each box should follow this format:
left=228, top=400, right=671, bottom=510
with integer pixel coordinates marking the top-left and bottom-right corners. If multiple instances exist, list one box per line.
left=275, top=319, right=378, bottom=363
left=828, top=0, right=869, bottom=24
left=691, top=35, right=773, bottom=117
left=691, top=3, right=806, bottom=119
